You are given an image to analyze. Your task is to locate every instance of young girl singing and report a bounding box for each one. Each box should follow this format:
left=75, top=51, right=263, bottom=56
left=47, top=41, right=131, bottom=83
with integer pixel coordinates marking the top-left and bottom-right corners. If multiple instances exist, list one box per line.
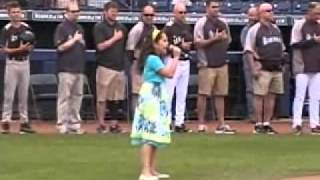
left=130, top=29, right=181, bottom=180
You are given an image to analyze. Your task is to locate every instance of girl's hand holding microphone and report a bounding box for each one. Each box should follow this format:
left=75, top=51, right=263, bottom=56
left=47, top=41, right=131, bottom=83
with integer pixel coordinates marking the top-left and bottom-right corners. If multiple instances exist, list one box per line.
left=168, top=44, right=181, bottom=59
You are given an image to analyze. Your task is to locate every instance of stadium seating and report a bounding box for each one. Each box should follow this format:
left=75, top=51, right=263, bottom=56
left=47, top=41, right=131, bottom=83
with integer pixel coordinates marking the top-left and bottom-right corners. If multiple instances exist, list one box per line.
left=0, top=0, right=314, bottom=14
left=150, top=0, right=170, bottom=12
left=220, top=0, right=246, bottom=14
left=188, top=0, right=206, bottom=13
left=30, top=74, right=58, bottom=120
left=272, top=0, right=292, bottom=14
left=81, top=75, right=96, bottom=120
left=292, top=0, right=310, bottom=14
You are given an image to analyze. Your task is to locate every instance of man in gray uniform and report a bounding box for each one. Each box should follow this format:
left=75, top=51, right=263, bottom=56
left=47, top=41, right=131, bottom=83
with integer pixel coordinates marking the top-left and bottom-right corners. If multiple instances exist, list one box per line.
left=194, top=0, right=235, bottom=134
left=54, top=2, right=86, bottom=134
left=244, top=3, right=286, bottom=134
left=0, top=1, right=35, bottom=134
left=240, top=6, right=259, bottom=122
left=126, top=4, right=156, bottom=112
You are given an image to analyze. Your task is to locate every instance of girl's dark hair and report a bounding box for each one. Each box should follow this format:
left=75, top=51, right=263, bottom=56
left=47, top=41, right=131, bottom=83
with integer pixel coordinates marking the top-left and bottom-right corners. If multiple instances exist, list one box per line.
left=137, top=30, right=164, bottom=74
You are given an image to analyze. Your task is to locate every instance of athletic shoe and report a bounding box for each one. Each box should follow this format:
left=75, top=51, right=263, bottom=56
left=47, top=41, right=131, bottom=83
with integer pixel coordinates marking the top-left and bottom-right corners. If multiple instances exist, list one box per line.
left=56, top=124, right=68, bottom=134
left=68, top=128, right=86, bottom=135
left=314, top=126, right=320, bottom=130
left=264, top=125, right=278, bottom=135
left=197, top=124, right=208, bottom=133
left=311, top=127, right=320, bottom=135
left=1, top=122, right=10, bottom=134
left=19, top=123, right=36, bottom=134
left=215, top=124, right=236, bottom=134
left=109, top=124, right=123, bottom=133
left=253, top=125, right=265, bottom=134
left=96, top=124, right=108, bottom=134
left=293, top=125, right=303, bottom=135
left=175, top=124, right=192, bottom=133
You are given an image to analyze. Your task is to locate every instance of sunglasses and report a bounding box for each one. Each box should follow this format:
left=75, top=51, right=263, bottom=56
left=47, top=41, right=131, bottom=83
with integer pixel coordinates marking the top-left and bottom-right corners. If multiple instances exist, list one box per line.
left=143, top=14, right=155, bottom=17
left=211, top=5, right=219, bottom=8
left=178, top=11, right=187, bottom=14
left=69, top=9, right=80, bottom=13
left=264, top=9, right=273, bottom=13
left=10, top=10, right=22, bottom=13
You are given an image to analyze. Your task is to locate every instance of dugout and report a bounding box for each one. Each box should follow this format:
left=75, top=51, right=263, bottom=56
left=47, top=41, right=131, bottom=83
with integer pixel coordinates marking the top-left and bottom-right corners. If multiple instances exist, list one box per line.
left=0, top=11, right=294, bottom=121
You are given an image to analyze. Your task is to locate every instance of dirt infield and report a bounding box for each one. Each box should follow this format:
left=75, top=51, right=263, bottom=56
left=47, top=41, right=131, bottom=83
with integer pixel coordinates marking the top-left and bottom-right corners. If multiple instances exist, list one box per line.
left=2, top=119, right=313, bottom=134
left=283, top=176, right=320, bottom=180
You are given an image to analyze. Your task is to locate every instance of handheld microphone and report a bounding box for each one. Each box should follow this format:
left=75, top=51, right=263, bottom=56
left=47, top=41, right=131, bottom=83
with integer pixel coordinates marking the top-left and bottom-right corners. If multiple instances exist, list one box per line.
left=167, top=45, right=189, bottom=59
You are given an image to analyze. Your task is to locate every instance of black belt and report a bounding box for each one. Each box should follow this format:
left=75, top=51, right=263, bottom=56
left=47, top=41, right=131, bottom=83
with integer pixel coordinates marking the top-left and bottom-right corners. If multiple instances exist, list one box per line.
left=259, top=61, right=282, bottom=72
left=261, top=65, right=282, bottom=72
left=7, top=57, right=28, bottom=61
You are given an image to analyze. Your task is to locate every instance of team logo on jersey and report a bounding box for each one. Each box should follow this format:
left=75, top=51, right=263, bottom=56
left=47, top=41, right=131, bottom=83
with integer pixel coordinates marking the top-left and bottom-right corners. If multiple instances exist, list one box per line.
left=10, top=35, right=18, bottom=42
left=305, top=33, right=319, bottom=40
left=306, top=34, right=313, bottom=40
left=262, top=36, right=282, bottom=45
left=173, top=35, right=183, bottom=45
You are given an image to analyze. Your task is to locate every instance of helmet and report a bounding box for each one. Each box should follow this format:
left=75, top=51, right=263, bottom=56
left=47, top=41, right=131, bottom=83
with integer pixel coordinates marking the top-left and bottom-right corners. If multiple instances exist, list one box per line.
left=20, top=30, right=35, bottom=44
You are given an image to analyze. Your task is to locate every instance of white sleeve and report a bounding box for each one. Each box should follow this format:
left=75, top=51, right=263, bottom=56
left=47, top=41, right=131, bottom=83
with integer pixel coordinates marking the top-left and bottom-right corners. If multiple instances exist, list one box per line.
left=291, top=20, right=304, bottom=45
left=194, top=17, right=205, bottom=42
left=244, top=25, right=258, bottom=53
left=126, top=22, right=143, bottom=51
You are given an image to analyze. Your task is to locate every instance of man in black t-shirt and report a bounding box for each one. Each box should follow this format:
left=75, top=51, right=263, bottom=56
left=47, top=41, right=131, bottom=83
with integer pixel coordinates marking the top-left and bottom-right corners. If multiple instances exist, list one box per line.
left=54, top=2, right=86, bottom=134
left=0, top=1, right=35, bottom=134
left=93, top=2, right=127, bottom=133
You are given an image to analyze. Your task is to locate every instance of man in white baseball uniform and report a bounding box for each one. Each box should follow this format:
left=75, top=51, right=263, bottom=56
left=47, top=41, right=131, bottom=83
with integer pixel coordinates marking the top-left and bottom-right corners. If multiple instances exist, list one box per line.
left=291, top=2, right=320, bottom=135
left=163, top=3, right=193, bottom=132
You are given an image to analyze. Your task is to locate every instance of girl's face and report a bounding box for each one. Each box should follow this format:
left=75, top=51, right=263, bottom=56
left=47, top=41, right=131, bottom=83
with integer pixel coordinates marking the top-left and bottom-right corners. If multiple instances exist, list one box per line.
left=153, top=33, right=169, bottom=55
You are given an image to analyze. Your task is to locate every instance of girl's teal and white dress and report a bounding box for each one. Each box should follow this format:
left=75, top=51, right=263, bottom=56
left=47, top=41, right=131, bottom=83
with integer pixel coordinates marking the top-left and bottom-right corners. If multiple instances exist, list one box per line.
left=131, top=55, right=171, bottom=148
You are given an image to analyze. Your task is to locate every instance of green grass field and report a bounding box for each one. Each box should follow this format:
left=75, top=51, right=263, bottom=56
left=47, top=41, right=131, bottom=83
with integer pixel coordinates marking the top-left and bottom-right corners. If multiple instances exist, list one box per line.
left=1, top=134, right=320, bottom=180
